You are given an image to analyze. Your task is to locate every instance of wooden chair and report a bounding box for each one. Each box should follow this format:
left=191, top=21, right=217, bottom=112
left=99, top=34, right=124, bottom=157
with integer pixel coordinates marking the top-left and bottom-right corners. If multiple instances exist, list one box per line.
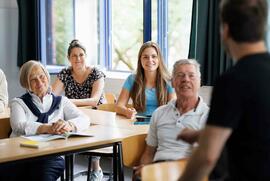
left=0, top=108, right=11, bottom=139
left=78, top=103, right=118, bottom=180
left=141, top=160, right=208, bottom=181
left=97, top=103, right=116, bottom=112
left=121, top=134, right=147, bottom=167
left=104, top=92, right=116, bottom=104
left=0, top=117, right=11, bottom=139
left=97, top=103, right=133, bottom=113
left=80, top=105, right=142, bottom=180
left=110, top=133, right=147, bottom=181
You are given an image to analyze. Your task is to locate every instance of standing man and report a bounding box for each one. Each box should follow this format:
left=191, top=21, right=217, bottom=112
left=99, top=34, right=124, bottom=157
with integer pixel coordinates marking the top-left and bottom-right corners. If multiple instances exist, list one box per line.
left=179, top=0, right=270, bottom=181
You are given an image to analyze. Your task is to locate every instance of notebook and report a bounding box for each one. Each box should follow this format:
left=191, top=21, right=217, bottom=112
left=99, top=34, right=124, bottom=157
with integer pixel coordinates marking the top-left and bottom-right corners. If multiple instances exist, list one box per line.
left=21, top=132, right=93, bottom=142
left=20, top=140, right=49, bottom=148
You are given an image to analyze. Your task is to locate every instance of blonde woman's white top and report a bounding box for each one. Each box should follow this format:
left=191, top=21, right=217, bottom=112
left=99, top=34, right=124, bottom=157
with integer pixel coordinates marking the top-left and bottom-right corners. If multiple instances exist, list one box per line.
left=10, top=92, right=90, bottom=137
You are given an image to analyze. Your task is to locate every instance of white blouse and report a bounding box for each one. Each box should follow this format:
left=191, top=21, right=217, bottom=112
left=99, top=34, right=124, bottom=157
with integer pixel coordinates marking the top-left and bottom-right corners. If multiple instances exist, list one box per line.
left=10, top=92, right=90, bottom=137
left=0, top=69, right=8, bottom=113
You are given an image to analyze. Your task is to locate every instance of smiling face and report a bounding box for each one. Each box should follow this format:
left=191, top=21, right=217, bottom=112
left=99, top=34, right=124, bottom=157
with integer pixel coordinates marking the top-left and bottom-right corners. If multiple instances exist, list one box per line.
left=68, top=47, right=86, bottom=70
left=29, top=65, right=49, bottom=98
left=172, top=64, right=200, bottom=99
left=140, top=47, right=159, bottom=72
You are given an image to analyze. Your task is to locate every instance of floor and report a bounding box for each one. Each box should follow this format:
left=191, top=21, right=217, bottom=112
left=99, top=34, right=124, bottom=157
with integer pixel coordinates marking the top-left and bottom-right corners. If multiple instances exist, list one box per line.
left=64, top=155, right=133, bottom=181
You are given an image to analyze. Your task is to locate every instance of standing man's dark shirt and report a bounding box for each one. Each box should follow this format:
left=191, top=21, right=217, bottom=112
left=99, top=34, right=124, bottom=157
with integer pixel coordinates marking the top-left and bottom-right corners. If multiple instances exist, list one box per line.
left=207, top=53, right=270, bottom=181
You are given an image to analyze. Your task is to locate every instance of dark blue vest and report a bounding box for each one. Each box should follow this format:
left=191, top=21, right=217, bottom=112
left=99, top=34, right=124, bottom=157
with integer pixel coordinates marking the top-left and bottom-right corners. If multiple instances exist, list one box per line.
left=20, top=93, right=62, bottom=123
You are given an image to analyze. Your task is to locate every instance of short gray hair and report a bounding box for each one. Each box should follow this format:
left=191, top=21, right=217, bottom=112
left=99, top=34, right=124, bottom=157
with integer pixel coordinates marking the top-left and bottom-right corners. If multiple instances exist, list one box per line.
left=19, top=60, right=50, bottom=90
left=172, top=59, right=201, bottom=77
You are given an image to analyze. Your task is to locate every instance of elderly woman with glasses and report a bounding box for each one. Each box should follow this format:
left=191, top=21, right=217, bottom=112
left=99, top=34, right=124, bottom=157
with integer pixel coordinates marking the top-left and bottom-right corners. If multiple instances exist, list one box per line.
left=4, top=60, right=90, bottom=181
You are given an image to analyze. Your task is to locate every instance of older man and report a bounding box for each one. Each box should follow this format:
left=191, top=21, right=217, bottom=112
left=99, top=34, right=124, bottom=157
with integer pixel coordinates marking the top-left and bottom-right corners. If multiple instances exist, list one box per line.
left=179, top=0, right=270, bottom=181
left=134, top=59, right=209, bottom=176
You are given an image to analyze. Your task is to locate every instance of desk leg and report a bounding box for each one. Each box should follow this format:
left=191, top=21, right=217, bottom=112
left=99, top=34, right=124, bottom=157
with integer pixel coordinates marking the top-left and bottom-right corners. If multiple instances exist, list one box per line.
left=113, top=144, right=118, bottom=181
left=65, top=154, right=74, bottom=181
left=117, top=142, right=124, bottom=181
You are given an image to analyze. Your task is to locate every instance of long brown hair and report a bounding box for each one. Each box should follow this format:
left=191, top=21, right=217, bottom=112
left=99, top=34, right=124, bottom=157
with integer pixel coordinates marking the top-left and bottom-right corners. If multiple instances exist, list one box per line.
left=130, top=41, right=171, bottom=112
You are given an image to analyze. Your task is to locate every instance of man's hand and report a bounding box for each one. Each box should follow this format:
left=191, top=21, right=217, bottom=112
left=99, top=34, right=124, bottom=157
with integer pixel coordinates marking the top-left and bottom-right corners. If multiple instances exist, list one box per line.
left=132, top=164, right=144, bottom=180
left=177, top=128, right=200, bottom=144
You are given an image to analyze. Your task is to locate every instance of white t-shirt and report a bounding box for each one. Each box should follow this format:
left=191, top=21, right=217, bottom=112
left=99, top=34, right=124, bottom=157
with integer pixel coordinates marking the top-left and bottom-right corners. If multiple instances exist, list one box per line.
left=146, top=97, right=209, bottom=162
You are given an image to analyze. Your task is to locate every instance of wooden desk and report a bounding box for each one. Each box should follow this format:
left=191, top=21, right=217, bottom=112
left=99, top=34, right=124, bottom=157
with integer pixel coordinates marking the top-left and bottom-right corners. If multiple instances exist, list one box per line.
left=0, top=125, right=138, bottom=181
left=0, top=108, right=148, bottom=163
left=141, top=160, right=208, bottom=181
left=0, top=108, right=148, bottom=181
left=0, top=108, right=10, bottom=139
left=0, top=125, right=134, bottom=163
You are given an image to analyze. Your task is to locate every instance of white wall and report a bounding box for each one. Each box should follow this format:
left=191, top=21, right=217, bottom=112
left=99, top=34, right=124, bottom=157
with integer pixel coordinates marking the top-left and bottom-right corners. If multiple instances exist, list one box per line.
left=0, top=0, right=24, bottom=100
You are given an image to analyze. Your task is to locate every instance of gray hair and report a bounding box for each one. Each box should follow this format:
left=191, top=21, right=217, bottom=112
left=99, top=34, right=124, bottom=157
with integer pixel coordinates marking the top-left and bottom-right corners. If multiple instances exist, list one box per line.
left=172, top=59, right=201, bottom=77
left=19, top=60, right=50, bottom=90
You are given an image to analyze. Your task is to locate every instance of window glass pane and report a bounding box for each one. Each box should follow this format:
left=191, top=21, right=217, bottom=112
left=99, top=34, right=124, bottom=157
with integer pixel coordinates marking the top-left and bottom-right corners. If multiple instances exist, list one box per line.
left=46, top=0, right=74, bottom=65
left=75, top=0, right=98, bottom=66
left=168, top=0, right=193, bottom=70
left=111, top=0, right=143, bottom=71
left=45, top=0, right=98, bottom=66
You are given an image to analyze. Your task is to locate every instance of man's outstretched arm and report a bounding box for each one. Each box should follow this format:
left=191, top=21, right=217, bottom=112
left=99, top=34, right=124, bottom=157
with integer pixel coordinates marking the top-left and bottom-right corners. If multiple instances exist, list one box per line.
left=178, top=125, right=232, bottom=181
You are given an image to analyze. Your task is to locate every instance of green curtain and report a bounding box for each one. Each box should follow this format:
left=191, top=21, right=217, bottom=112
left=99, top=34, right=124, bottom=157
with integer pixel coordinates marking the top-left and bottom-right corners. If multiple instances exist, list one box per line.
left=17, top=0, right=41, bottom=67
left=189, top=0, right=232, bottom=85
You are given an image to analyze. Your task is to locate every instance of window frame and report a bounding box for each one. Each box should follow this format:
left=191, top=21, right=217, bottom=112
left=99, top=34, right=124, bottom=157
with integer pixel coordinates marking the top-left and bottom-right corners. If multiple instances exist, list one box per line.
left=40, top=0, right=191, bottom=74
left=157, top=0, right=168, bottom=65
left=40, top=0, right=75, bottom=74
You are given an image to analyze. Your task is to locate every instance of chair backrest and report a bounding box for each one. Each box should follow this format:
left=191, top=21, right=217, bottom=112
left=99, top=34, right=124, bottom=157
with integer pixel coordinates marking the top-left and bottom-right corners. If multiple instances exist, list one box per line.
left=141, top=160, right=208, bottom=181
left=122, top=133, right=147, bottom=167
left=97, top=104, right=116, bottom=112
left=97, top=103, right=134, bottom=113
left=0, top=108, right=11, bottom=139
left=0, top=118, right=11, bottom=139
left=104, top=93, right=116, bottom=104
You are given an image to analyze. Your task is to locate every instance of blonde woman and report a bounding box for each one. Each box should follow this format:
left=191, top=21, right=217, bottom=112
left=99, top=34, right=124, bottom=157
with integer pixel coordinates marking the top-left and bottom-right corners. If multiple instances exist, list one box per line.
left=4, top=60, right=90, bottom=181
left=116, top=41, right=176, bottom=119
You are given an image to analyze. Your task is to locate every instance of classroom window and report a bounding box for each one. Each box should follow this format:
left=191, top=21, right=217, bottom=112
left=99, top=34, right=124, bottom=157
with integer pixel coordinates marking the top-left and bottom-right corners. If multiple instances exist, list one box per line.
left=111, top=0, right=143, bottom=71
left=168, top=0, right=193, bottom=70
left=43, top=0, right=74, bottom=66
left=41, top=0, right=193, bottom=73
left=41, top=0, right=98, bottom=70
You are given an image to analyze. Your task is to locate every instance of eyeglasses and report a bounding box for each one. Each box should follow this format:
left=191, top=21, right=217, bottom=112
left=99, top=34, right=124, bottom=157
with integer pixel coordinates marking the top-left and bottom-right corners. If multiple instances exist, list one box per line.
left=175, top=72, right=198, bottom=80
left=30, top=74, right=47, bottom=84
